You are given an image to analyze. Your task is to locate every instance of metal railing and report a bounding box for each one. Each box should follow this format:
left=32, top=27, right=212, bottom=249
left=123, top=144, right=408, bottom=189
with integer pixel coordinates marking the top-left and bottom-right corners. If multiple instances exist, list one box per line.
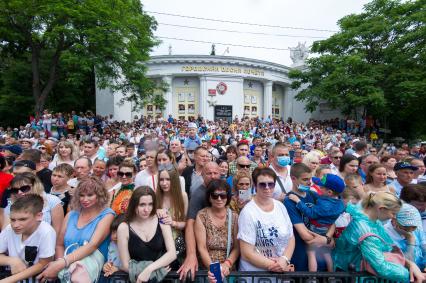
left=0, top=269, right=394, bottom=283
left=104, top=271, right=391, bottom=283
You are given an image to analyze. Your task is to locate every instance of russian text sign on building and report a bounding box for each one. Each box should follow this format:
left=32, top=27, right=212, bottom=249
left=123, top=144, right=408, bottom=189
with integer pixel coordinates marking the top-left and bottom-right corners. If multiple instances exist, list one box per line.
left=181, top=66, right=264, bottom=77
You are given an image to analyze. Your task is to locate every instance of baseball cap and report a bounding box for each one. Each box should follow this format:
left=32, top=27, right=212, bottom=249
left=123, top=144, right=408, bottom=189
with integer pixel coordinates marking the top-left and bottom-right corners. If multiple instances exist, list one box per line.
left=312, top=174, right=345, bottom=193
left=187, top=122, right=197, bottom=129
left=1, top=145, right=23, bottom=156
left=394, top=162, right=418, bottom=171
left=396, top=203, right=421, bottom=227
left=13, top=160, right=36, bottom=170
left=186, top=143, right=198, bottom=151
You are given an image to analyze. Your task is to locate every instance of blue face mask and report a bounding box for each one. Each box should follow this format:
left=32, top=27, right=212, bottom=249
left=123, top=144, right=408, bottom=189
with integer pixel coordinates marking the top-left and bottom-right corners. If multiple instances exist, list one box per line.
left=277, top=156, right=291, bottom=167
left=298, top=184, right=311, bottom=192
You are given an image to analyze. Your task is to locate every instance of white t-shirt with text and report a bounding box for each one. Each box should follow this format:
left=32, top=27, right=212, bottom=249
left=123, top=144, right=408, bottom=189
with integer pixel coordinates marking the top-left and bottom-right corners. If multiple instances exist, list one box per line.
left=238, top=199, right=293, bottom=271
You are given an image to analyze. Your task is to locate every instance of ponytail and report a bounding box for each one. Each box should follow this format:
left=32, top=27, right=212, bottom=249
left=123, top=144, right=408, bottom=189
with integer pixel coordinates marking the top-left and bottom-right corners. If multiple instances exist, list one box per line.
left=361, top=191, right=402, bottom=211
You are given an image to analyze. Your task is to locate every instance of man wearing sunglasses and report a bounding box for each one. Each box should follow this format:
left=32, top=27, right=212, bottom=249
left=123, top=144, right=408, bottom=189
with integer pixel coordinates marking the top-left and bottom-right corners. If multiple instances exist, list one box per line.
left=226, top=156, right=251, bottom=187
left=228, top=141, right=258, bottom=177
left=322, top=148, right=342, bottom=175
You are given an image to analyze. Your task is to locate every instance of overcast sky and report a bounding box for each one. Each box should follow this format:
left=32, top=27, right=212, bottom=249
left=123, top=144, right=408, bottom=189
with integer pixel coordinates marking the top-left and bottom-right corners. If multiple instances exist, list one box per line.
left=143, top=0, right=371, bottom=66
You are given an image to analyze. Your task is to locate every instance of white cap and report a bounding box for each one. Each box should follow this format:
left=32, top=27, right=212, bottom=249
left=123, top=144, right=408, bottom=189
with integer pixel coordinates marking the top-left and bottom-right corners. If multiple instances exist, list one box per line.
left=188, top=122, right=197, bottom=129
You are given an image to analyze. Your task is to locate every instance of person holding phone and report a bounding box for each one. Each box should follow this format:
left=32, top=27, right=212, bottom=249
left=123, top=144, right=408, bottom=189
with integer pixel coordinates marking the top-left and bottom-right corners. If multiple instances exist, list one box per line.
left=229, top=171, right=252, bottom=214
left=195, top=180, right=239, bottom=281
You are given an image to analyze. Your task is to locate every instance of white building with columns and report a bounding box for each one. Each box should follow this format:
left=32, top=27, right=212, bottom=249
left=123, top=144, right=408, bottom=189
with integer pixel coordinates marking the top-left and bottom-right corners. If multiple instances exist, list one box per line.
left=96, top=54, right=339, bottom=122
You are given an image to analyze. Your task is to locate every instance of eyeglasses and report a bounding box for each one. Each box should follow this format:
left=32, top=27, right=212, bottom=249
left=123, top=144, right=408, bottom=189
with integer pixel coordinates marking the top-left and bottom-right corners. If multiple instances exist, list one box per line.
left=117, top=171, right=133, bottom=178
left=10, top=185, right=32, bottom=194
left=332, top=156, right=342, bottom=159
left=238, top=164, right=251, bottom=169
left=210, top=192, right=227, bottom=200
left=257, top=182, right=275, bottom=190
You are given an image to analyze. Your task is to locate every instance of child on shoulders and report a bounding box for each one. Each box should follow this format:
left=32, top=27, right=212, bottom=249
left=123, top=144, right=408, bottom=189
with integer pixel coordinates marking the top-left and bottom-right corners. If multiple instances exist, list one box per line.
left=288, top=173, right=345, bottom=272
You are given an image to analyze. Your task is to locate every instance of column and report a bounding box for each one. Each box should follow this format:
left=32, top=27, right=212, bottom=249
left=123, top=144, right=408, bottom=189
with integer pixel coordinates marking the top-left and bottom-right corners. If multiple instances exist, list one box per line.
left=263, top=81, right=273, bottom=119
left=199, top=76, right=208, bottom=118
left=284, top=86, right=294, bottom=121
left=162, top=76, right=173, bottom=119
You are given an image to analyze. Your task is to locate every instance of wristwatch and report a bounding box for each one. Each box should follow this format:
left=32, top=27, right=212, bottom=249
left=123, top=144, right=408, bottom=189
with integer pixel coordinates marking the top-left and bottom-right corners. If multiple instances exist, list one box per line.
left=325, top=236, right=332, bottom=245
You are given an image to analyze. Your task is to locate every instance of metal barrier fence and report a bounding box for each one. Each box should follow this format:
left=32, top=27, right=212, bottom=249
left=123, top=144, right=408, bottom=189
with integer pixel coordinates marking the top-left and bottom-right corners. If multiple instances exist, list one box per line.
left=105, top=271, right=391, bottom=283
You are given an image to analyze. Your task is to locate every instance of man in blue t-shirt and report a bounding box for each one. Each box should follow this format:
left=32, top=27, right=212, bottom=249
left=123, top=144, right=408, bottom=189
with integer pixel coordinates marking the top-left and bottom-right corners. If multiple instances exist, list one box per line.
left=284, top=163, right=331, bottom=271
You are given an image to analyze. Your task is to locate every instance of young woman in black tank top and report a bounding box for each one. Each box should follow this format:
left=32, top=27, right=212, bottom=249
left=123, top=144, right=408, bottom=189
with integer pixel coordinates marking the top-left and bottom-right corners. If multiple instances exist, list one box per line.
left=118, top=186, right=176, bottom=282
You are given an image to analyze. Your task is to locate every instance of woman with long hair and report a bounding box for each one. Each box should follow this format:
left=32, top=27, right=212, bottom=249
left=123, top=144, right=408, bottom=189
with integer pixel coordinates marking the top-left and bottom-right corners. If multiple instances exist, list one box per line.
left=117, top=186, right=176, bottom=282
left=38, top=142, right=54, bottom=157
left=155, top=148, right=186, bottom=191
left=364, top=164, right=396, bottom=194
left=338, top=154, right=360, bottom=180
left=49, top=140, right=78, bottom=170
left=156, top=167, right=188, bottom=266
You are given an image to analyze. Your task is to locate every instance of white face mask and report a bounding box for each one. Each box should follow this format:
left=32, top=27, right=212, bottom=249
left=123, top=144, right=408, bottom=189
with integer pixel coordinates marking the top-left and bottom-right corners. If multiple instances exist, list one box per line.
left=188, top=153, right=194, bottom=160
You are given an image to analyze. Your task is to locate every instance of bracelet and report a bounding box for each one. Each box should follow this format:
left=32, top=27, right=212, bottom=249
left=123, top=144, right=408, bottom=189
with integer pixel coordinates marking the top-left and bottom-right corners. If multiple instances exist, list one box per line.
left=224, top=259, right=232, bottom=267
left=60, top=257, right=69, bottom=268
left=280, top=255, right=291, bottom=265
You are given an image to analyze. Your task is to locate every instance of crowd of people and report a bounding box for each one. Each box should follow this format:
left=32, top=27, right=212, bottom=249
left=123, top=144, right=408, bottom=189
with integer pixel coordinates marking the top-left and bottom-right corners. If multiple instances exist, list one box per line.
left=0, top=110, right=426, bottom=283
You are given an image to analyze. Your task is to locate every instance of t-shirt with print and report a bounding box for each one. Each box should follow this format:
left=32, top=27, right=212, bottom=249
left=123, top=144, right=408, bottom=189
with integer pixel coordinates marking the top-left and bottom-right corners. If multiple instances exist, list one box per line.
left=0, top=221, right=56, bottom=267
left=238, top=199, right=293, bottom=271
left=284, top=191, right=316, bottom=271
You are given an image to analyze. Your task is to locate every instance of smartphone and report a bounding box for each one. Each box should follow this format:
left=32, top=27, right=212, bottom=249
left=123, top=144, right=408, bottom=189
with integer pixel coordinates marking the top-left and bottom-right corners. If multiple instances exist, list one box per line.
left=239, top=190, right=251, bottom=202
left=209, top=262, right=222, bottom=283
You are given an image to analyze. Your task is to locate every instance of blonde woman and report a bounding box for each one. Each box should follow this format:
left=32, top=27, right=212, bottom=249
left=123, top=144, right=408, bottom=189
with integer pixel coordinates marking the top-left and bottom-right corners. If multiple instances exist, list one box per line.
left=334, top=192, right=425, bottom=282
left=302, top=151, right=321, bottom=174
left=37, top=176, right=115, bottom=282
left=2, top=172, right=64, bottom=235
left=49, top=140, right=78, bottom=170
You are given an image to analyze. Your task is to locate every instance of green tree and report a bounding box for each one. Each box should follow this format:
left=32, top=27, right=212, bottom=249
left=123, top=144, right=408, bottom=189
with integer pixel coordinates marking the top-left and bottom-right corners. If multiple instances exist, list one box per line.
left=289, top=0, right=426, bottom=138
left=0, top=0, right=158, bottom=116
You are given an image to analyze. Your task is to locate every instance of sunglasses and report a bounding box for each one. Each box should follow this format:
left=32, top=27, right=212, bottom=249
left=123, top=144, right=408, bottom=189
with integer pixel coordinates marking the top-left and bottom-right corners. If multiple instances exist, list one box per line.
left=238, top=164, right=251, bottom=169
left=10, top=185, right=32, bottom=194
left=257, top=182, right=276, bottom=190
left=210, top=192, right=227, bottom=200
left=117, top=171, right=133, bottom=178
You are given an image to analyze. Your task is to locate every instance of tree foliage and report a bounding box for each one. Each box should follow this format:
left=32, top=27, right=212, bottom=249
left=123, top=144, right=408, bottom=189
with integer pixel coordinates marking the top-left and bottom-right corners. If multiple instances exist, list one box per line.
left=289, top=0, right=426, bottom=138
left=0, top=0, right=158, bottom=119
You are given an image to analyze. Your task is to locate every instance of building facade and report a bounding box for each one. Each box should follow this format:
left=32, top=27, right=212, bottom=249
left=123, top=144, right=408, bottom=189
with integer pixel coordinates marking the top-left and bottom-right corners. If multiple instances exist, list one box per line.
left=96, top=55, right=339, bottom=122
